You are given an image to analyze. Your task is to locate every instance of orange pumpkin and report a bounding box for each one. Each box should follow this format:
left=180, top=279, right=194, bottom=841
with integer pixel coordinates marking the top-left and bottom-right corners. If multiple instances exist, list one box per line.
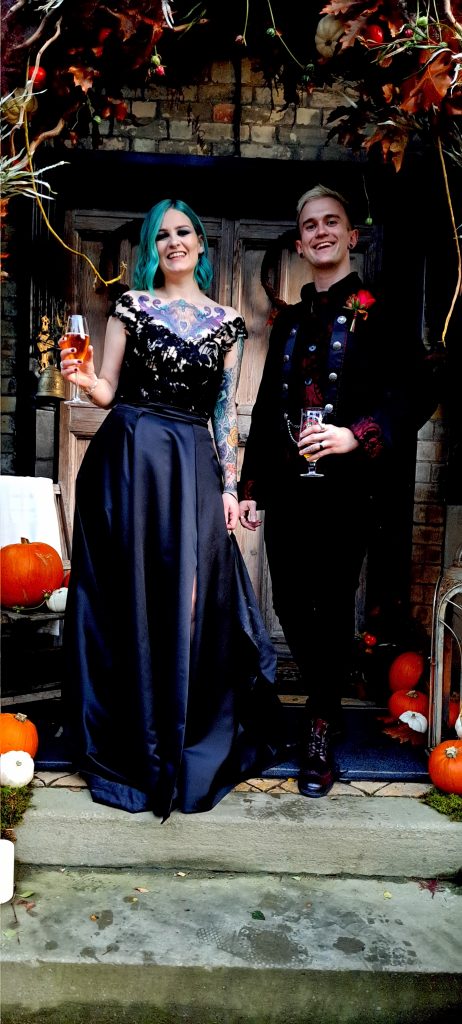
left=428, top=740, right=462, bottom=795
left=388, top=651, right=425, bottom=692
left=0, top=537, right=63, bottom=608
left=0, top=712, right=39, bottom=758
left=388, top=688, right=429, bottom=720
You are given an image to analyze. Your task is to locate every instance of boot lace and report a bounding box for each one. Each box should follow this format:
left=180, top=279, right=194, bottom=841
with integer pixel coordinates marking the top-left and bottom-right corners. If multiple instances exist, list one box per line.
left=307, top=719, right=329, bottom=759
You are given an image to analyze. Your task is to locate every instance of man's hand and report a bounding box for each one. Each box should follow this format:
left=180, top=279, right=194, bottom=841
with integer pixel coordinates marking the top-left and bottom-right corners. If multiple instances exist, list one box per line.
left=299, top=424, right=359, bottom=460
left=238, top=499, right=262, bottom=531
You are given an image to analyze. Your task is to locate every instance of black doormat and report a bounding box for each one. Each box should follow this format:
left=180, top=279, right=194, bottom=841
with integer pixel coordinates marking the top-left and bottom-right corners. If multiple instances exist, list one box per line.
left=263, top=703, right=429, bottom=783
left=3, top=697, right=429, bottom=782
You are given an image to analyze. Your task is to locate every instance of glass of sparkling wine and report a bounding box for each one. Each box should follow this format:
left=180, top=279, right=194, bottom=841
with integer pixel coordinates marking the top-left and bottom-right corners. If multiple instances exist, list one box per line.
left=59, top=314, right=90, bottom=405
left=299, top=407, right=325, bottom=478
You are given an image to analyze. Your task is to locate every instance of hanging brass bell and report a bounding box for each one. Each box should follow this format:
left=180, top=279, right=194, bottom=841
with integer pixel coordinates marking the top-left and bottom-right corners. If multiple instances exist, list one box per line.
left=36, top=365, right=66, bottom=400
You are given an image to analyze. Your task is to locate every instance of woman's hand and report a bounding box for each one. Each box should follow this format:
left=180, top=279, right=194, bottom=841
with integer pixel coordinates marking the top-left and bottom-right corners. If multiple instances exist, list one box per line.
left=60, top=342, right=97, bottom=390
left=223, top=492, right=239, bottom=531
left=299, top=423, right=359, bottom=461
left=238, top=499, right=262, bottom=532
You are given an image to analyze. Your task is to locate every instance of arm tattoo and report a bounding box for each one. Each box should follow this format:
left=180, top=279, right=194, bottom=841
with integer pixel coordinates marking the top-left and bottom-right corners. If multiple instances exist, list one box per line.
left=212, top=335, right=244, bottom=495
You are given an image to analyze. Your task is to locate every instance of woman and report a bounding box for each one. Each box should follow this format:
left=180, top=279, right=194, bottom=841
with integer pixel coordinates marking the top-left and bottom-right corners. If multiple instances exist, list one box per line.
left=60, top=199, right=281, bottom=820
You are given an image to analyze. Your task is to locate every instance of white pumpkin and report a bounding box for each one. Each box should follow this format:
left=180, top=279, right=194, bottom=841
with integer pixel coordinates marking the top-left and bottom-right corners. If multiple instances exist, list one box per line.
left=399, top=710, right=428, bottom=734
left=315, top=15, right=345, bottom=59
left=46, top=587, right=68, bottom=612
left=0, top=750, right=35, bottom=787
left=455, top=712, right=462, bottom=739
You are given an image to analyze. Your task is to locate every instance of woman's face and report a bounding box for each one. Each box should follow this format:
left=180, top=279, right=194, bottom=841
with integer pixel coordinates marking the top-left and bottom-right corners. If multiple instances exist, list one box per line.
left=155, top=207, right=204, bottom=279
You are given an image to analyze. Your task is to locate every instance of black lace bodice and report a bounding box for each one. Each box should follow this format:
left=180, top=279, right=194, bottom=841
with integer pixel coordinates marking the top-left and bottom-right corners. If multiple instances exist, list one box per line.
left=113, top=292, right=247, bottom=417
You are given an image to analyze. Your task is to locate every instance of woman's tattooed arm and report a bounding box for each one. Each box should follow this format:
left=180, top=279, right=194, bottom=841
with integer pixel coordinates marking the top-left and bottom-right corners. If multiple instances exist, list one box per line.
left=212, top=333, right=244, bottom=497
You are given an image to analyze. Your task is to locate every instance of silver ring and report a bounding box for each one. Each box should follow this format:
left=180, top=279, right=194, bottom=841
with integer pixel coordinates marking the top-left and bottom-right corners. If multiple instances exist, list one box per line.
left=318, top=441, right=324, bottom=451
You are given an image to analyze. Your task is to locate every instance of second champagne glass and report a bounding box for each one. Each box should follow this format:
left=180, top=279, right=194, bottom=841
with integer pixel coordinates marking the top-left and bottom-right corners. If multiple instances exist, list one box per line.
left=59, top=314, right=90, bottom=405
left=299, top=407, right=325, bottom=478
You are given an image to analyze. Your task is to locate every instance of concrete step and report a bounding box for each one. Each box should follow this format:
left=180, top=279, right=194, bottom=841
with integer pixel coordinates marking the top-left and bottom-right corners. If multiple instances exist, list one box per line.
left=2, top=865, right=461, bottom=1024
left=14, top=786, right=462, bottom=878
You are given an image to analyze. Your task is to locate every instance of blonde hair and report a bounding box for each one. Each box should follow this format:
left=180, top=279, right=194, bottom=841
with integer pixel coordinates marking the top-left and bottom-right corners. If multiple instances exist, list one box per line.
left=296, top=185, right=354, bottom=231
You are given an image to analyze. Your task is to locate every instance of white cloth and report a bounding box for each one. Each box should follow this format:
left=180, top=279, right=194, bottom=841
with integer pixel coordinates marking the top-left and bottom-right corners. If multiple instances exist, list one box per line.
left=0, top=476, right=63, bottom=558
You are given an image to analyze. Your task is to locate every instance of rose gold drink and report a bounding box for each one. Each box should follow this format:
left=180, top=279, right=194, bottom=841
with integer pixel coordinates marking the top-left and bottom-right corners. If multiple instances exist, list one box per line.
left=60, top=314, right=90, bottom=404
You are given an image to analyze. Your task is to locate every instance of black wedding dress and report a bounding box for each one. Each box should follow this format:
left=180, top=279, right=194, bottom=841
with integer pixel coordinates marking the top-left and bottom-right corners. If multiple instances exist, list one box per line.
left=64, top=293, right=281, bottom=820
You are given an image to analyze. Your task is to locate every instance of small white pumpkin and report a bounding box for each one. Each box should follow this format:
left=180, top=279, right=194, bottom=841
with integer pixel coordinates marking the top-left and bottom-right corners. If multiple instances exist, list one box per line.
left=315, top=15, right=345, bottom=59
left=399, top=710, right=428, bottom=734
left=45, top=587, right=68, bottom=612
left=455, top=712, right=462, bottom=739
left=0, top=750, right=35, bottom=787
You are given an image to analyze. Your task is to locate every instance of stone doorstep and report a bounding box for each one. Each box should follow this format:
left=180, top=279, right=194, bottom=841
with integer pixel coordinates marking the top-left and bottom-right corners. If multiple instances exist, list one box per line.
left=33, top=771, right=433, bottom=799
left=30, top=773, right=437, bottom=830
left=13, top=786, right=462, bottom=878
left=2, top=867, right=462, bottom=1024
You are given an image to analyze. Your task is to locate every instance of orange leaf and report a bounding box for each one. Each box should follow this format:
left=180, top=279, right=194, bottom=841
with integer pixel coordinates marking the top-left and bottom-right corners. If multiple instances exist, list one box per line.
left=400, top=49, right=454, bottom=113
left=382, top=722, right=426, bottom=746
left=363, top=126, right=408, bottom=172
left=68, top=66, right=99, bottom=94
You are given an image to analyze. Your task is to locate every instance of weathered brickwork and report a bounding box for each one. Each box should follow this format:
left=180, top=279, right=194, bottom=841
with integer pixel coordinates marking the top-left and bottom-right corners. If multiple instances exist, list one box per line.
left=411, top=409, right=448, bottom=631
left=1, top=223, right=18, bottom=475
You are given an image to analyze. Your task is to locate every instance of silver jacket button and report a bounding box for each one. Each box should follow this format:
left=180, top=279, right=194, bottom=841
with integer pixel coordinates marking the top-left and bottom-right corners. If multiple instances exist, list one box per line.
left=328, top=372, right=338, bottom=382
left=325, top=403, right=334, bottom=414
left=337, top=315, right=347, bottom=324
left=283, top=354, right=290, bottom=362
left=332, top=341, right=342, bottom=351
left=282, top=382, right=288, bottom=391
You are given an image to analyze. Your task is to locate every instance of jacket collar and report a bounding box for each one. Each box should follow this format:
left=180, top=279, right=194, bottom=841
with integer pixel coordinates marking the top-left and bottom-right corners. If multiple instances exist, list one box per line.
left=300, top=271, right=361, bottom=310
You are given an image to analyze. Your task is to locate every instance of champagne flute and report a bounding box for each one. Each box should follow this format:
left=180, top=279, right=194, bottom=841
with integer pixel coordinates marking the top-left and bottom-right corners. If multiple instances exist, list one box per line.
left=299, top=407, right=325, bottom=478
left=59, top=314, right=90, bottom=405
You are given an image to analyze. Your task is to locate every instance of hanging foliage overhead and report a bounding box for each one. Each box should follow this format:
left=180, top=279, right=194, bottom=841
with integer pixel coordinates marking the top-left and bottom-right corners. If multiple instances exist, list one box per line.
left=1, top=1, right=461, bottom=164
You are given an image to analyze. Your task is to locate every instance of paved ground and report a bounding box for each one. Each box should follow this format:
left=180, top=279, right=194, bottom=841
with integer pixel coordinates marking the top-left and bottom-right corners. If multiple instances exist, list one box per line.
left=2, top=865, right=462, bottom=1023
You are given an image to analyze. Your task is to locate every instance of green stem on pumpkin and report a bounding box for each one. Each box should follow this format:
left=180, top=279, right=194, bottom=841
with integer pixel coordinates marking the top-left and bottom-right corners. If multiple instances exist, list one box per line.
left=437, top=134, right=462, bottom=345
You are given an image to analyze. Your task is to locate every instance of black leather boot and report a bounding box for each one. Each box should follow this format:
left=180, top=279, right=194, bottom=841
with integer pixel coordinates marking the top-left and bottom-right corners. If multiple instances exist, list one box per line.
left=298, top=717, right=335, bottom=798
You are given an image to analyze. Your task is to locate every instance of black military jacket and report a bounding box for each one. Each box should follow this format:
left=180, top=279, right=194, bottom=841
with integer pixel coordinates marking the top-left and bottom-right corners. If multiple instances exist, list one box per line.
left=239, top=272, right=433, bottom=508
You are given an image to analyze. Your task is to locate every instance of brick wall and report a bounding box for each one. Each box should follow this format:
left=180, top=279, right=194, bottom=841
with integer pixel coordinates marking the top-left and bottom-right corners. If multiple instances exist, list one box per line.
left=1, top=222, right=18, bottom=475
left=411, top=409, right=448, bottom=632
left=75, top=59, right=356, bottom=162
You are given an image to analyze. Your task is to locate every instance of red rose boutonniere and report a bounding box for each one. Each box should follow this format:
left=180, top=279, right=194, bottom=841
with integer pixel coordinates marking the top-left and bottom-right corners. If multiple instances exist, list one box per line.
left=344, top=290, right=376, bottom=332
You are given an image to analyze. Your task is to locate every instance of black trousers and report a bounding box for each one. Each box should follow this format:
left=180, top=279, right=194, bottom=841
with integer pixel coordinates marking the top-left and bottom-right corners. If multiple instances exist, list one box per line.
left=264, top=467, right=371, bottom=722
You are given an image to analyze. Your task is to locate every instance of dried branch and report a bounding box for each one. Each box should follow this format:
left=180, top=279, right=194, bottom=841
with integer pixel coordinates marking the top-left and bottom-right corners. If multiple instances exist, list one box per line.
left=28, top=116, right=65, bottom=155
left=13, top=17, right=62, bottom=136
left=443, top=1, right=462, bottom=35
left=13, top=12, right=52, bottom=50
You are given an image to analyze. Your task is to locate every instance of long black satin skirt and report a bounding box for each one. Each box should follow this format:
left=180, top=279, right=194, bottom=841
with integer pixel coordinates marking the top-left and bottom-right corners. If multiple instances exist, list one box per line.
left=64, top=403, right=280, bottom=820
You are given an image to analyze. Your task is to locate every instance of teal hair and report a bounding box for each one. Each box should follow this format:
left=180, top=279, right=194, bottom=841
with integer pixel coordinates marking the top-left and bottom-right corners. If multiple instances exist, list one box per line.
left=133, top=199, right=213, bottom=293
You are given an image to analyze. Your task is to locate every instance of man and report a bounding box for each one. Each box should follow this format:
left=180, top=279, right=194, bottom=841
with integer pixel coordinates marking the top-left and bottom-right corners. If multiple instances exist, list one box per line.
left=238, top=184, right=432, bottom=798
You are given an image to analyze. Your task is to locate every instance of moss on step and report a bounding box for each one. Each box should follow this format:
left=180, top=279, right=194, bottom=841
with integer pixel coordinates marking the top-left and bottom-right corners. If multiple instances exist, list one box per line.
left=1, top=783, right=34, bottom=839
left=422, top=787, right=462, bottom=822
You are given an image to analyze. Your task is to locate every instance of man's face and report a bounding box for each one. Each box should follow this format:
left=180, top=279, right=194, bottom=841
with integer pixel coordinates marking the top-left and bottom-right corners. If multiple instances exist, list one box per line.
left=296, top=197, right=358, bottom=272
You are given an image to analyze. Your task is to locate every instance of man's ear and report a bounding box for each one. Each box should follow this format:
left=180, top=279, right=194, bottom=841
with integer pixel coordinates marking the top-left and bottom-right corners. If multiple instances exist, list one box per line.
left=349, top=229, right=359, bottom=250
left=295, top=239, right=303, bottom=257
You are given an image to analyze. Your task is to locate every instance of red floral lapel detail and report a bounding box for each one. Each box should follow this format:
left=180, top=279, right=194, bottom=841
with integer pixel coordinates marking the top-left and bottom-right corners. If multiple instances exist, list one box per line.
left=344, top=289, right=376, bottom=332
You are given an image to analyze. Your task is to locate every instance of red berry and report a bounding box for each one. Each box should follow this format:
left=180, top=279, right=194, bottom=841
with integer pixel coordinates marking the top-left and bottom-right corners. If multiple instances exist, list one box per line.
left=114, top=101, right=128, bottom=120
left=155, top=65, right=166, bottom=76
left=364, top=24, right=384, bottom=44
left=27, top=65, right=47, bottom=88
left=363, top=633, right=377, bottom=647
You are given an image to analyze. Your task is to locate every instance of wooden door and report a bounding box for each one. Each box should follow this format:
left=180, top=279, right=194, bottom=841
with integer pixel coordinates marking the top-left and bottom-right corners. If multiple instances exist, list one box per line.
left=59, top=210, right=381, bottom=644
